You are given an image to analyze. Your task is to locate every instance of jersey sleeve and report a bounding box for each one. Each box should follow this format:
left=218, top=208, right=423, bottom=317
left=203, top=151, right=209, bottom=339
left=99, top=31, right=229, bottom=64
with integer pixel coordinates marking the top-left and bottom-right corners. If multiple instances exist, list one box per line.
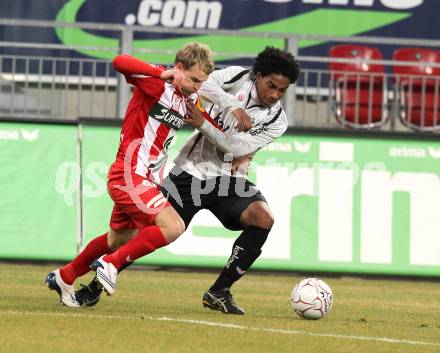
left=112, top=55, right=165, bottom=97
left=198, top=66, right=248, bottom=112
left=198, top=108, right=288, bottom=158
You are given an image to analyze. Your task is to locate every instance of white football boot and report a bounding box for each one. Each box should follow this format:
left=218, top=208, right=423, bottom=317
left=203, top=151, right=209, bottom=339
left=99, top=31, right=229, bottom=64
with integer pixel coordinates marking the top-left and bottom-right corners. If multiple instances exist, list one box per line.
left=91, top=255, right=117, bottom=295
left=45, top=269, right=80, bottom=307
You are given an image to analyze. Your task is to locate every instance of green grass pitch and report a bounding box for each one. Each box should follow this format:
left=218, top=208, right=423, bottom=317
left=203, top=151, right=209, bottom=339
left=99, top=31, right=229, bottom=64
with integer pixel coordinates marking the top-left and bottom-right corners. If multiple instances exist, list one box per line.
left=0, top=263, right=439, bottom=353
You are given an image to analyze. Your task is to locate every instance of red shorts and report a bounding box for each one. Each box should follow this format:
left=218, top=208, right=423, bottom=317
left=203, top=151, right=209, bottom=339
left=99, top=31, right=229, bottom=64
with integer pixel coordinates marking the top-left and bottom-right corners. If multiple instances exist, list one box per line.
left=107, top=166, right=170, bottom=230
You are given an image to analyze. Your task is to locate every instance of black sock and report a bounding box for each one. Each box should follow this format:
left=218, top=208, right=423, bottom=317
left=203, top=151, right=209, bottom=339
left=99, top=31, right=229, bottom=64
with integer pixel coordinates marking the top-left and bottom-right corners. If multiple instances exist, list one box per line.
left=210, top=226, right=269, bottom=292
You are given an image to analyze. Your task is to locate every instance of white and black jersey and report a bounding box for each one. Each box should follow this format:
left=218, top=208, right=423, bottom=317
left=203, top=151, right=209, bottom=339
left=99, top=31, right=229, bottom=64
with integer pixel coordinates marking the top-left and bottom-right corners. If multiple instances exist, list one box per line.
left=174, top=66, right=288, bottom=180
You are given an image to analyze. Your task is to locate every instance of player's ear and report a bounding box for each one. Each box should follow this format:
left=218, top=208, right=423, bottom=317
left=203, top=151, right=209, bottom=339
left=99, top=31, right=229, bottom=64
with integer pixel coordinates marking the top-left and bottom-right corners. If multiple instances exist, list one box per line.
left=255, top=72, right=263, bottom=82
left=175, top=62, right=183, bottom=70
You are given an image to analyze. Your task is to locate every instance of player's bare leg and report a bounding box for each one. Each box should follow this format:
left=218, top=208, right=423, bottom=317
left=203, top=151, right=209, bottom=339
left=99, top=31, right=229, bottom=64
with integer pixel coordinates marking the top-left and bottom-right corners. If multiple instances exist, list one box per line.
left=107, top=228, right=138, bottom=250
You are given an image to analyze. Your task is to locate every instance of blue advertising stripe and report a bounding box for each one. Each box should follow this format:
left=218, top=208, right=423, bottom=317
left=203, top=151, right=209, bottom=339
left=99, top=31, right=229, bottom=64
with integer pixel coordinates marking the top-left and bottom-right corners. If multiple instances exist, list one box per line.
left=54, top=0, right=410, bottom=61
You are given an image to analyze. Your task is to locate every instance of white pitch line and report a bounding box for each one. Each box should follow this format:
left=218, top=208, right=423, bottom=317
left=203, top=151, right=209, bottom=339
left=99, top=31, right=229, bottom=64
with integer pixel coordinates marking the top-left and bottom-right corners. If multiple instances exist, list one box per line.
left=155, top=317, right=440, bottom=347
left=3, top=310, right=440, bottom=347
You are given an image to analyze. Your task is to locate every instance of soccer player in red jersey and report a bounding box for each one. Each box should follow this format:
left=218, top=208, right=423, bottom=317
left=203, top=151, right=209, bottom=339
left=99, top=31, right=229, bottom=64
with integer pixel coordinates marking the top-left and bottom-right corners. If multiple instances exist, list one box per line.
left=46, top=43, right=214, bottom=306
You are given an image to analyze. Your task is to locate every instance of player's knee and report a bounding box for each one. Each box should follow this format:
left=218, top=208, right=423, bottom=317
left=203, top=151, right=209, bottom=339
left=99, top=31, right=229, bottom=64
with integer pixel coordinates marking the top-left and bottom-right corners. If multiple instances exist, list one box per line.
left=155, top=206, right=186, bottom=243
left=242, top=202, right=274, bottom=230
left=254, top=210, right=274, bottom=230
left=160, top=216, right=185, bottom=243
left=108, top=228, right=137, bottom=251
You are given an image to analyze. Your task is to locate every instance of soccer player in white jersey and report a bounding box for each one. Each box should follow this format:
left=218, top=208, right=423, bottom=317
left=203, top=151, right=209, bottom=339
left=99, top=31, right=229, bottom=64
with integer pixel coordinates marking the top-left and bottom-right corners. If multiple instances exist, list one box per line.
left=46, top=43, right=214, bottom=307
left=75, top=47, right=300, bottom=314
left=176, top=46, right=300, bottom=314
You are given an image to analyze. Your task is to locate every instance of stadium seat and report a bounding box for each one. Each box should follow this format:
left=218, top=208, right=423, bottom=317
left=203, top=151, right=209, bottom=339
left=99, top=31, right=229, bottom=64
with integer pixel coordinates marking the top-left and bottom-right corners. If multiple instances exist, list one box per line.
left=329, top=44, right=388, bottom=129
left=392, top=47, right=440, bottom=131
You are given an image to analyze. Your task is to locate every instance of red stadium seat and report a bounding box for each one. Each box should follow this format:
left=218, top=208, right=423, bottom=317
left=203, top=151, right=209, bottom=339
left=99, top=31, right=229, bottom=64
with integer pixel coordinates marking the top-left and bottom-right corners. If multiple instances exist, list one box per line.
left=329, top=45, right=388, bottom=129
left=392, top=47, right=440, bottom=131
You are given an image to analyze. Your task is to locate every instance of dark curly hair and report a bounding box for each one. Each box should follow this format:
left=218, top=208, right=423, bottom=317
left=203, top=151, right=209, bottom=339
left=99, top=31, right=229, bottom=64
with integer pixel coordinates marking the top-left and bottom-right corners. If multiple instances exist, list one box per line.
left=252, top=46, right=300, bottom=84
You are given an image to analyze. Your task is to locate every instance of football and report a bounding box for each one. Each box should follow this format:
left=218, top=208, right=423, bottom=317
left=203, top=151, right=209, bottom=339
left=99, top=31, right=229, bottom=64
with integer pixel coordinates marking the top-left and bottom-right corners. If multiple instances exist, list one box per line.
left=290, top=278, right=334, bottom=320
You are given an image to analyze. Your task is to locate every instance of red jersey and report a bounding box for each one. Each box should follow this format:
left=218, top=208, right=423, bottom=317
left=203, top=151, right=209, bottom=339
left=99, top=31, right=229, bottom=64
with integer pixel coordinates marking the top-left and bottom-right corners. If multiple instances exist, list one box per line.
left=111, top=55, right=197, bottom=184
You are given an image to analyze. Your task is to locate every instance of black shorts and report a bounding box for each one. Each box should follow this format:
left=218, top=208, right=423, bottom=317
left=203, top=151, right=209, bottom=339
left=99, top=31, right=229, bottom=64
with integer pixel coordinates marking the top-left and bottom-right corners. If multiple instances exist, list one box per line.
left=160, top=167, right=266, bottom=231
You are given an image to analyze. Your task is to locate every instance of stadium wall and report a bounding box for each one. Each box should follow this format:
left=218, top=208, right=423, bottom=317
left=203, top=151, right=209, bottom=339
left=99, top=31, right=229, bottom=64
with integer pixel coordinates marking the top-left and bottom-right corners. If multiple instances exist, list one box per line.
left=1, top=119, right=439, bottom=277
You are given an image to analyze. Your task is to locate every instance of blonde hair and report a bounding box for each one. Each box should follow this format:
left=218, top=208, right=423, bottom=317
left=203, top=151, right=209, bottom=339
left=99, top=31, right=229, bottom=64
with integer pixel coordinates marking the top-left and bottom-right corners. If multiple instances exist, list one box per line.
left=175, top=42, right=214, bottom=75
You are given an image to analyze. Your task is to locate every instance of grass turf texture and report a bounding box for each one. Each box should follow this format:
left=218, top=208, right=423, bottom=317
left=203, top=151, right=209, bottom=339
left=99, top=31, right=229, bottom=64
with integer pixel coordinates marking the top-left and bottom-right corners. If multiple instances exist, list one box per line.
left=0, top=263, right=439, bottom=353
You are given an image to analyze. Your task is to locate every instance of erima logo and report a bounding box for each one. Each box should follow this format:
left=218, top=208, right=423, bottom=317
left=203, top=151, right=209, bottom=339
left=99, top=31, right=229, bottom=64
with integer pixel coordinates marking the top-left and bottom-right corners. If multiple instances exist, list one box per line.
left=21, top=129, right=39, bottom=141
left=0, top=130, right=19, bottom=140
left=0, top=129, right=39, bottom=141
left=262, top=142, right=292, bottom=152
left=294, top=141, right=312, bottom=153
left=428, top=147, right=440, bottom=159
left=389, top=147, right=426, bottom=159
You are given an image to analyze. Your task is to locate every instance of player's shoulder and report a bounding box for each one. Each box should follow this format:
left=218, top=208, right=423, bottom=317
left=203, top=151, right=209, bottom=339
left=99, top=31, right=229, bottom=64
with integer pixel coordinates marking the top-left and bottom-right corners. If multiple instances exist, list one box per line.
left=268, top=102, right=288, bottom=129
left=215, top=65, right=247, bottom=74
left=213, top=66, right=251, bottom=84
left=153, top=64, right=167, bottom=72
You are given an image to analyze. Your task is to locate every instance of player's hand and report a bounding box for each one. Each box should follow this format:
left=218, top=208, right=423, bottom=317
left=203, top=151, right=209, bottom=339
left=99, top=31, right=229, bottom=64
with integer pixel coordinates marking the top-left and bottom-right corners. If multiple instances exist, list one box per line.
left=231, top=154, right=252, bottom=175
left=160, top=69, right=185, bottom=90
left=232, top=108, right=252, bottom=132
left=184, top=99, right=204, bottom=128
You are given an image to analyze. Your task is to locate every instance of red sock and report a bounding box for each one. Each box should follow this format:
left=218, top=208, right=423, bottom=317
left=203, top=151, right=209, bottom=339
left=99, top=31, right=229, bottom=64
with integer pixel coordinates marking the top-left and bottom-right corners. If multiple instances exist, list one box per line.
left=60, top=233, right=111, bottom=284
left=104, top=226, right=168, bottom=269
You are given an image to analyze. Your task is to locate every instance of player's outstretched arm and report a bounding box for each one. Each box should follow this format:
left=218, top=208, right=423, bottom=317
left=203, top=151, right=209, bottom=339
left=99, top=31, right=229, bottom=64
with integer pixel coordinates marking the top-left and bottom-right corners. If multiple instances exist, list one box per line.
left=112, top=55, right=186, bottom=89
left=112, top=55, right=163, bottom=78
